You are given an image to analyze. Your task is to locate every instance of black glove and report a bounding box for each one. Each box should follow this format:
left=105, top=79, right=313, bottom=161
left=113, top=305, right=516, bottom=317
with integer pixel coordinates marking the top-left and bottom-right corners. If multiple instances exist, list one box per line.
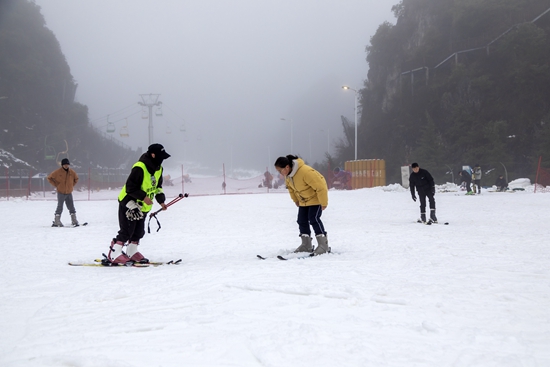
left=411, top=195, right=417, bottom=202
left=125, top=200, right=144, bottom=221
left=431, top=187, right=435, bottom=195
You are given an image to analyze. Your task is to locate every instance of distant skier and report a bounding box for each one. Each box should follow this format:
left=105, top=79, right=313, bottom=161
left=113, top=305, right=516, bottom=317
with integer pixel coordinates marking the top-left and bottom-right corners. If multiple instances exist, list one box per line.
left=106, top=143, right=171, bottom=264
left=332, top=167, right=352, bottom=190
left=274, top=154, right=330, bottom=255
left=47, top=158, right=80, bottom=227
left=473, top=163, right=482, bottom=194
left=495, top=175, right=508, bottom=192
left=458, top=169, right=473, bottom=195
left=262, top=170, right=273, bottom=188
left=409, top=162, right=437, bottom=223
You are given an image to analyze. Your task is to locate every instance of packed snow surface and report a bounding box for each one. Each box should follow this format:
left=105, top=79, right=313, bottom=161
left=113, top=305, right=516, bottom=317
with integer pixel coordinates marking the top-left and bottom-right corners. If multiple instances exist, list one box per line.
left=1, top=185, right=549, bottom=366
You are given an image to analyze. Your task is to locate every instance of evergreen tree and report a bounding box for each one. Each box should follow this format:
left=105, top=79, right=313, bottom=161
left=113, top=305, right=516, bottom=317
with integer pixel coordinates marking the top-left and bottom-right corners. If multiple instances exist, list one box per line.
left=334, top=0, right=550, bottom=184
left=0, top=0, right=135, bottom=171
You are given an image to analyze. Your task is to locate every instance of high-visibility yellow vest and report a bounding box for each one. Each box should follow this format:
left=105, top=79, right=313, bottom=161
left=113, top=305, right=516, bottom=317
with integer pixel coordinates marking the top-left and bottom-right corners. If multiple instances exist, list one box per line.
left=118, top=162, right=163, bottom=212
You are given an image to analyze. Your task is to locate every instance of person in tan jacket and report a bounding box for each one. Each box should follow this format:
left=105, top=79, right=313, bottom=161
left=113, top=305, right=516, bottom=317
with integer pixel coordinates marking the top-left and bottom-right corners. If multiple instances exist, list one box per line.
left=274, top=155, right=330, bottom=255
left=47, top=158, right=80, bottom=227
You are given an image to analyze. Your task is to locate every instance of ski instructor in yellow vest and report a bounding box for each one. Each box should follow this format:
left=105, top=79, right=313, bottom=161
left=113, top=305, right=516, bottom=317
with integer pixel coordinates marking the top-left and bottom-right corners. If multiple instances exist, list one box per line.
left=106, top=143, right=171, bottom=264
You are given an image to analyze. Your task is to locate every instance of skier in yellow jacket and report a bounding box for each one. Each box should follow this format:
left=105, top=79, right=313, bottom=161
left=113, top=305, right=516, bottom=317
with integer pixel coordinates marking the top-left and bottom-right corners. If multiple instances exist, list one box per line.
left=274, top=155, right=330, bottom=255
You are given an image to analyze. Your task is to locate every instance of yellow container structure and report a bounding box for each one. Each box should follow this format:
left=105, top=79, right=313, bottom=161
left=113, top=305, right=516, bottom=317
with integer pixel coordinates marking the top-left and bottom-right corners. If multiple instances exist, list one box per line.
left=371, top=159, right=380, bottom=187
left=359, top=160, right=365, bottom=188
left=343, top=159, right=386, bottom=189
left=379, top=159, right=386, bottom=186
left=366, top=160, right=373, bottom=188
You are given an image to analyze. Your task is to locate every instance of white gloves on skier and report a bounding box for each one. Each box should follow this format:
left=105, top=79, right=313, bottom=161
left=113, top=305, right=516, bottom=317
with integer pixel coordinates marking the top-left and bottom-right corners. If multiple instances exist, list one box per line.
left=125, top=200, right=144, bottom=221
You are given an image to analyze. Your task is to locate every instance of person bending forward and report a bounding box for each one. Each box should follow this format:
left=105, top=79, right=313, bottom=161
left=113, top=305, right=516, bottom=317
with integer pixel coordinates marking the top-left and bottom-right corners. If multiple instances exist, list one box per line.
left=274, top=155, right=330, bottom=255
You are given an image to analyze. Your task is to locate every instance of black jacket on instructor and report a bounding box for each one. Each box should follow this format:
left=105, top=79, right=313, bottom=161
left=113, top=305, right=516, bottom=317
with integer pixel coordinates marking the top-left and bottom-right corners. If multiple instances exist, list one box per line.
left=409, top=168, right=435, bottom=196
left=408, top=163, right=437, bottom=223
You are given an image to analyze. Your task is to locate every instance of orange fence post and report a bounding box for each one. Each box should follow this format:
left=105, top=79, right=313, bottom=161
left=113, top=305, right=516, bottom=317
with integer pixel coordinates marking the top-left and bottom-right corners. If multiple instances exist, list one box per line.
left=380, top=159, right=386, bottom=186
left=366, top=160, right=371, bottom=188
left=374, top=160, right=380, bottom=187
left=359, top=159, right=367, bottom=189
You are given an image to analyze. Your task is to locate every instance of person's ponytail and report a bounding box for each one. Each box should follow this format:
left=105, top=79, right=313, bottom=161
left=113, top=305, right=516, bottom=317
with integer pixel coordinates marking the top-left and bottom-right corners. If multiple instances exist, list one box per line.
left=274, top=155, right=299, bottom=169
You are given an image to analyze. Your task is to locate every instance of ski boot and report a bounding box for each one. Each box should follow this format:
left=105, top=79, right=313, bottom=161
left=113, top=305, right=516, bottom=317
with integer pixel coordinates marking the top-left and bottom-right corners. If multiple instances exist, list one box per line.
left=313, top=234, right=330, bottom=255
left=126, top=241, right=149, bottom=263
left=417, top=212, right=427, bottom=224
left=52, top=214, right=64, bottom=227
left=106, top=239, right=131, bottom=265
left=294, top=234, right=313, bottom=253
left=429, top=209, right=438, bottom=224
left=70, top=213, right=80, bottom=227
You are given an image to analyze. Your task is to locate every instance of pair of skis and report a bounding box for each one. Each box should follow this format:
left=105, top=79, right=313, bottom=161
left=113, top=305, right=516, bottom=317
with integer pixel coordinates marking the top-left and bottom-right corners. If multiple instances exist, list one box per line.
left=257, top=253, right=321, bottom=261
left=52, top=222, right=88, bottom=228
left=417, top=219, right=449, bottom=225
left=68, top=258, right=182, bottom=267
left=68, top=194, right=190, bottom=268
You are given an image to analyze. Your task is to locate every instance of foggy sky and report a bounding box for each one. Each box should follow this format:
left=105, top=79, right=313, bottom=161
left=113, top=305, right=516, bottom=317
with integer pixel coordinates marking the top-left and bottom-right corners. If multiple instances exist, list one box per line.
left=34, top=0, right=397, bottom=174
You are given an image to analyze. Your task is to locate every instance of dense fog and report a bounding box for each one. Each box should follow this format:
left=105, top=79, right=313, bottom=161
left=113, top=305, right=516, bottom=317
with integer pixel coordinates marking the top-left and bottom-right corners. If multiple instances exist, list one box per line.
left=34, top=0, right=397, bottom=172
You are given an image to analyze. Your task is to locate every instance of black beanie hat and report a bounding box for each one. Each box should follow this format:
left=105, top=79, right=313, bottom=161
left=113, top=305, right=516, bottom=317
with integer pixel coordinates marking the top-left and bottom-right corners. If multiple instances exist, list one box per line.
left=61, top=158, right=70, bottom=165
left=147, top=143, right=171, bottom=160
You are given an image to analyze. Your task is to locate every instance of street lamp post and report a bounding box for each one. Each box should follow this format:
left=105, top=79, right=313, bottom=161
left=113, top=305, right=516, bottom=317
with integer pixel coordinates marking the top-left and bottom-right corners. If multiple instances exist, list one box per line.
left=280, top=117, right=293, bottom=154
left=342, top=86, right=358, bottom=160
left=308, top=133, right=312, bottom=162
left=320, top=128, right=330, bottom=156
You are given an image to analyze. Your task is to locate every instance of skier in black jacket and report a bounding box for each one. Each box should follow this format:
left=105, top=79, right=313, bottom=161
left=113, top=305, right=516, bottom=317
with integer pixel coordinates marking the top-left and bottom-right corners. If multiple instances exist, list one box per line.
left=409, top=162, right=437, bottom=223
left=495, top=175, right=508, bottom=192
left=458, top=169, right=473, bottom=194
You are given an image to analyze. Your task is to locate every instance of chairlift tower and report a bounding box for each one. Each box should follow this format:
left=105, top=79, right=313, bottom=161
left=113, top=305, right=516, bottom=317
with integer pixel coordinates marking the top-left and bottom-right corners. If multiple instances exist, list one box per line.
left=138, top=94, right=162, bottom=145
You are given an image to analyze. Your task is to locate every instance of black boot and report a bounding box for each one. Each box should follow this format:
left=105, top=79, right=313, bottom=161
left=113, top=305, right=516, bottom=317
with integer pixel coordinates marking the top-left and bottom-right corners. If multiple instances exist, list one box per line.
left=419, top=213, right=426, bottom=223
left=430, top=209, right=437, bottom=223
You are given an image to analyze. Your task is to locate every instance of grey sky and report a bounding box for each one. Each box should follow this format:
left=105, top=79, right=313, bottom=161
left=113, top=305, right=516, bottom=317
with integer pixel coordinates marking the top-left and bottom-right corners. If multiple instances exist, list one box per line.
left=34, top=0, right=396, bottom=174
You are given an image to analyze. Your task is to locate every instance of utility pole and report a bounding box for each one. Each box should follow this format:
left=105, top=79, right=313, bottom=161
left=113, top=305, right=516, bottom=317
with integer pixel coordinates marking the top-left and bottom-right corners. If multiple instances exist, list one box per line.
left=341, top=86, right=358, bottom=160
left=138, top=94, right=162, bottom=145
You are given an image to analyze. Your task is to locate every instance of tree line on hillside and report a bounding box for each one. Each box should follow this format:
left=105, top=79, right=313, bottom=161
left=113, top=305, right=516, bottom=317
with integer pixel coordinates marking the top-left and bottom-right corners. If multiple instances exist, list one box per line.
left=0, top=0, right=135, bottom=172
left=322, top=0, right=550, bottom=186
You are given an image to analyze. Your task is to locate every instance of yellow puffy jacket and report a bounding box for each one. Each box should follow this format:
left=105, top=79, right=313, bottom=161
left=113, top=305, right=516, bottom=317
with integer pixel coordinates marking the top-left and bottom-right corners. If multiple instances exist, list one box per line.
left=285, top=158, right=328, bottom=207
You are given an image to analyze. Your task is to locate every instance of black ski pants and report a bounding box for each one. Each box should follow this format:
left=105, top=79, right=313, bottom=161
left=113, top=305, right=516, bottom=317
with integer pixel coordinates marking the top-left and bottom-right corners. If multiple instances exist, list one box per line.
left=418, top=190, right=435, bottom=214
left=464, top=180, right=472, bottom=192
left=474, top=179, right=481, bottom=193
left=116, top=202, right=146, bottom=243
left=297, top=205, right=326, bottom=237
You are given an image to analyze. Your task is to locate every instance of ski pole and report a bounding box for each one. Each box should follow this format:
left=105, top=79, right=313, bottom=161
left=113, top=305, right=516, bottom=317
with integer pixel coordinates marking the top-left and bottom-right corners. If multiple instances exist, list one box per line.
left=150, top=193, right=187, bottom=217
left=147, top=193, right=188, bottom=233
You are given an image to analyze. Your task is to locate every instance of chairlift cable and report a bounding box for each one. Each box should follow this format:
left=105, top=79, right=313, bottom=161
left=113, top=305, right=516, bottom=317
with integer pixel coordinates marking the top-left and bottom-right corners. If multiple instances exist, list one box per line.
left=161, top=103, right=187, bottom=122
left=109, top=109, right=142, bottom=123
left=89, top=103, right=141, bottom=124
